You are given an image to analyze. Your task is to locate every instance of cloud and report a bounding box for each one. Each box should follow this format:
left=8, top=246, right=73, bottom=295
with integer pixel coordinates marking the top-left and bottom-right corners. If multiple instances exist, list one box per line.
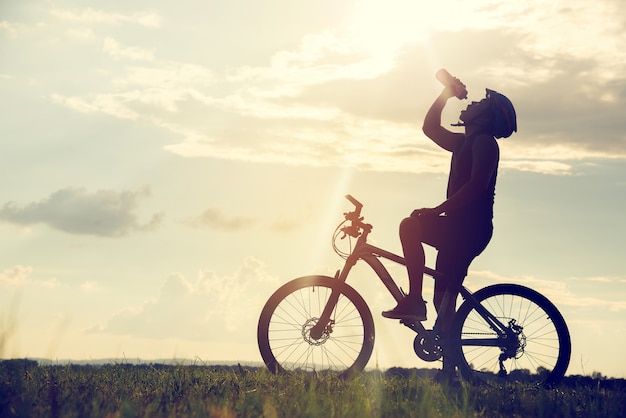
left=0, top=265, right=33, bottom=287
left=90, top=257, right=280, bottom=341
left=151, top=26, right=626, bottom=175
left=103, top=37, right=154, bottom=61
left=469, top=270, right=626, bottom=312
left=0, top=20, right=26, bottom=38
left=50, top=8, right=161, bottom=28
left=50, top=60, right=215, bottom=118
left=184, top=208, right=258, bottom=231
left=500, top=160, right=573, bottom=176
left=506, top=0, right=626, bottom=64
left=183, top=207, right=310, bottom=233
left=0, top=265, right=60, bottom=288
left=43, top=0, right=626, bottom=177
left=268, top=215, right=304, bottom=232
left=80, top=281, right=100, bottom=292
left=0, top=187, right=163, bottom=237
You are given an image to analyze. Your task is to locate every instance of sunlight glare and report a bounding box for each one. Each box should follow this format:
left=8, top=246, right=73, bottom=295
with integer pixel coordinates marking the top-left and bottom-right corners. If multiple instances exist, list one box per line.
left=347, top=0, right=456, bottom=52
left=307, top=166, right=355, bottom=272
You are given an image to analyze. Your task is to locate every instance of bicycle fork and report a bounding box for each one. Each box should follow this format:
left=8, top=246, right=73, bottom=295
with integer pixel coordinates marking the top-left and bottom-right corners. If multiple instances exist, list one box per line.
left=308, top=258, right=357, bottom=341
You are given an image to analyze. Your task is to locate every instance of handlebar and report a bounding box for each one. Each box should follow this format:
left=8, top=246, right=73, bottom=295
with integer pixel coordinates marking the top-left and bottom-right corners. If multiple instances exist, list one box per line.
left=344, top=194, right=362, bottom=219
left=340, top=194, right=371, bottom=239
left=332, top=195, right=372, bottom=257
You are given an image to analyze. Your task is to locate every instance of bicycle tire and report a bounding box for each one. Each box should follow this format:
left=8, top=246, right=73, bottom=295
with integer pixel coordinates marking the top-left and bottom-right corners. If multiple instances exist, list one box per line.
left=451, top=284, right=571, bottom=387
left=257, top=275, right=375, bottom=378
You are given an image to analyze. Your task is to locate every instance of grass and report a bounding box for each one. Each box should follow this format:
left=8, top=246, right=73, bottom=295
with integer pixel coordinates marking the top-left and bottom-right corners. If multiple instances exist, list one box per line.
left=0, top=360, right=625, bottom=417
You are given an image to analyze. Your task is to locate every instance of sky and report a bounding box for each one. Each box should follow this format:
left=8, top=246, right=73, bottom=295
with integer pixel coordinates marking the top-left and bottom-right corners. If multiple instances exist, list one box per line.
left=1, top=0, right=626, bottom=378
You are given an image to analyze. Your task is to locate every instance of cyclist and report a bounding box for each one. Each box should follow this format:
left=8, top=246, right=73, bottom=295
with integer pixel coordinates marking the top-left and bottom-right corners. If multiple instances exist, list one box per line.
left=382, top=82, right=517, bottom=369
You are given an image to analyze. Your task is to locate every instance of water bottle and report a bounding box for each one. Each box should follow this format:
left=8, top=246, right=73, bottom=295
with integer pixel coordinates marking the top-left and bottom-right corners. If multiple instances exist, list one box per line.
left=436, top=69, right=467, bottom=99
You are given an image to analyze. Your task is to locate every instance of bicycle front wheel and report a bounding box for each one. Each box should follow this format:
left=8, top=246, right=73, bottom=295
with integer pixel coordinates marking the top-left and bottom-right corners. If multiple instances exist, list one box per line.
left=451, top=284, right=571, bottom=387
left=257, top=275, right=375, bottom=378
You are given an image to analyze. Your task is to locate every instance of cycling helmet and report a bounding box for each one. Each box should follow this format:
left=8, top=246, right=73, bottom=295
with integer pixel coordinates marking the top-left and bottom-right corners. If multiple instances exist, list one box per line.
left=486, top=89, right=517, bottom=138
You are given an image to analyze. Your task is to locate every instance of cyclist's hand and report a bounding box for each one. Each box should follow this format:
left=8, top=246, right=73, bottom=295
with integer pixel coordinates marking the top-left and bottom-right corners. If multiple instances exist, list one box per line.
left=411, top=207, right=440, bottom=218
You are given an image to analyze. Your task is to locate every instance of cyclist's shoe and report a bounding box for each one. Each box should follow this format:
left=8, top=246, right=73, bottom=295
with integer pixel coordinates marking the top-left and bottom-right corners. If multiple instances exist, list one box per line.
left=382, top=297, right=427, bottom=321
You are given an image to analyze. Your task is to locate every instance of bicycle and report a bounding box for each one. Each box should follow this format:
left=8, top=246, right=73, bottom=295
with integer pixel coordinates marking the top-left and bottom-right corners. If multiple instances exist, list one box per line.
left=257, top=195, right=571, bottom=387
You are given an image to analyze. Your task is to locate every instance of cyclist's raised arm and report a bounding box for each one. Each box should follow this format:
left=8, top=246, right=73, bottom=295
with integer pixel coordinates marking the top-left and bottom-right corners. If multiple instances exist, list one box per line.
left=422, top=88, right=463, bottom=152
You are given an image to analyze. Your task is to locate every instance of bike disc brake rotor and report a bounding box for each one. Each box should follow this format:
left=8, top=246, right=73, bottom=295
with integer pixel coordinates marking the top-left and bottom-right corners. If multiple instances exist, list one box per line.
left=302, top=317, right=332, bottom=346
left=413, top=332, right=442, bottom=362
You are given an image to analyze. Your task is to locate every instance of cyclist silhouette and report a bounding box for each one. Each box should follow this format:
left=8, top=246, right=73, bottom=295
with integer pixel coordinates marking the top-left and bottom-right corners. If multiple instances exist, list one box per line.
left=383, top=81, right=517, bottom=374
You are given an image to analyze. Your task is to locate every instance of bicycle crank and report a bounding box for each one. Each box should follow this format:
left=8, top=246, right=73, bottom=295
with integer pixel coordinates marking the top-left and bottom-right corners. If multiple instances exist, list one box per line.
left=413, top=332, right=443, bottom=362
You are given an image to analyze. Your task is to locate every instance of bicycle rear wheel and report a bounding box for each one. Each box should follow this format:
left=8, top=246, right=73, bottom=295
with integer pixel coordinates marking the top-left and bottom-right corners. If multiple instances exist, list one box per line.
left=257, top=275, right=374, bottom=378
left=451, top=284, right=571, bottom=387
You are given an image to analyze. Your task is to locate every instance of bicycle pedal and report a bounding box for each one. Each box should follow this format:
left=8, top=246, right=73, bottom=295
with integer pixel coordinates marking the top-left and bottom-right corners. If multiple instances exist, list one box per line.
left=399, top=317, right=420, bottom=325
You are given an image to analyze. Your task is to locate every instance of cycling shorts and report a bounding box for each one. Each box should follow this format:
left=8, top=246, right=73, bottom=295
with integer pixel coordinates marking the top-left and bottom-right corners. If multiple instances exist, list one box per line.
left=411, top=214, right=493, bottom=281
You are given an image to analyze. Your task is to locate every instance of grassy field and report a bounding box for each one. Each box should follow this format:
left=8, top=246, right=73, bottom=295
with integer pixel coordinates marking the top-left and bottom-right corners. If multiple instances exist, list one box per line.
left=1, top=360, right=624, bottom=417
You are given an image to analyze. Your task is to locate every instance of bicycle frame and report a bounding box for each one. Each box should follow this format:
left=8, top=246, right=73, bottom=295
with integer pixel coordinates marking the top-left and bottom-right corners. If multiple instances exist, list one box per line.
left=310, top=218, right=516, bottom=350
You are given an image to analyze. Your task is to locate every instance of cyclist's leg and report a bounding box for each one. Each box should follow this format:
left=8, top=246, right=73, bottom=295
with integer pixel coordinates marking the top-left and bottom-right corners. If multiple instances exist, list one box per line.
left=435, top=222, right=493, bottom=371
left=384, top=215, right=446, bottom=319
left=433, top=257, right=465, bottom=335
left=433, top=257, right=467, bottom=372
left=398, top=215, right=445, bottom=299
left=434, top=220, right=493, bottom=330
